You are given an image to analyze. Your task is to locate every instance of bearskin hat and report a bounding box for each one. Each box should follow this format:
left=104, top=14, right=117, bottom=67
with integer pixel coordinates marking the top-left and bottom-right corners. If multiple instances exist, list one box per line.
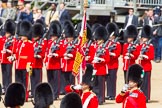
left=141, top=25, right=152, bottom=39
left=60, top=92, right=82, bottom=108
left=106, top=22, right=119, bottom=38
left=94, top=26, right=108, bottom=41
left=19, top=21, right=32, bottom=40
left=63, top=20, right=75, bottom=38
left=91, top=23, right=102, bottom=33
left=5, top=83, right=25, bottom=107
left=128, top=64, right=144, bottom=87
left=4, top=19, right=16, bottom=35
left=76, top=22, right=92, bottom=40
left=32, top=23, right=44, bottom=38
left=34, top=83, right=53, bottom=108
left=35, top=19, right=47, bottom=32
left=82, top=64, right=96, bottom=90
left=49, top=20, right=62, bottom=37
left=124, top=25, right=138, bottom=39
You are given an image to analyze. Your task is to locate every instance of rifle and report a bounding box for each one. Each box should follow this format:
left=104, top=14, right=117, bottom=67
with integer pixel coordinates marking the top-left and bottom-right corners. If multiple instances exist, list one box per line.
left=85, top=40, right=93, bottom=56
left=66, top=37, right=78, bottom=54
left=96, top=32, right=114, bottom=57
left=34, top=32, right=47, bottom=55
left=108, top=36, right=120, bottom=52
left=51, top=35, right=63, bottom=53
left=141, top=39, right=152, bottom=55
left=5, top=36, right=14, bottom=49
left=127, top=38, right=139, bottom=55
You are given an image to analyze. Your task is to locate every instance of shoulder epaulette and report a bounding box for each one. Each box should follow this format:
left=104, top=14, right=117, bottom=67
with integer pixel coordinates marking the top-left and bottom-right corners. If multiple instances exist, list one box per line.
left=130, top=92, right=138, bottom=98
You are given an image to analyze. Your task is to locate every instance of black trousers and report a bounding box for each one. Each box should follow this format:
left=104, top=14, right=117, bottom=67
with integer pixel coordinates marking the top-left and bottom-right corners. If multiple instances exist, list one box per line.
left=30, top=68, right=42, bottom=95
left=15, top=69, right=28, bottom=90
left=63, top=71, right=75, bottom=86
left=106, top=69, right=118, bottom=97
left=93, top=75, right=106, bottom=103
left=47, top=69, right=61, bottom=99
left=1, top=63, right=12, bottom=91
left=141, top=71, right=151, bottom=100
left=60, top=71, right=66, bottom=94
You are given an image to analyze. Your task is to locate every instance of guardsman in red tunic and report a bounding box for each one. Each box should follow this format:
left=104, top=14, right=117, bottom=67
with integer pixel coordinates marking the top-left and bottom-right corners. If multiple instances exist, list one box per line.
left=0, top=19, right=16, bottom=94
left=15, top=21, right=34, bottom=101
left=30, top=23, right=47, bottom=97
left=138, top=25, right=154, bottom=102
left=65, top=64, right=99, bottom=108
left=61, top=20, right=77, bottom=86
left=45, top=20, right=63, bottom=100
left=116, top=64, right=147, bottom=108
left=105, top=22, right=121, bottom=100
left=122, top=25, right=139, bottom=83
left=92, top=26, right=110, bottom=105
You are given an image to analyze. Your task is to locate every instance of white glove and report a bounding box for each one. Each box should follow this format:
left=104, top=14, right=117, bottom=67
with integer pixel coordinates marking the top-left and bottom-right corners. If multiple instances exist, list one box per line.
left=6, top=49, right=12, bottom=53
left=53, top=53, right=58, bottom=57
left=73, top=85, right=82, bottom=90
left=85, top=56, right=90, bottom=61
left=7, top=56, right=15, bottom=62
left=142, top=55, right=148, bottom=59
left=124, top=56, right=130, bottom=59
left=47, top=53, right=53, bottom=58
left=94, top=57, right=105, bottom=62
left=126, top=53, right=134, bottom=57
left=121, top=84, right=129, bottom=93
left=34, top=55, right=42, bottom=58
left=67, top=54, right=73, bottom=58
left=64, top=56, right=70, bottom=60
left=1, top=49, right=6, bottom=54
left=110, top=52, right=116, bottom=56
left=92, top=59, right=98, bottom=63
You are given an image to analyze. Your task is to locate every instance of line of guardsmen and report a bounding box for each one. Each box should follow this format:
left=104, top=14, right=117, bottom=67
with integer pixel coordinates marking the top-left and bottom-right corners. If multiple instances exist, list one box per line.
left=0, top=18, right=154, bottom=104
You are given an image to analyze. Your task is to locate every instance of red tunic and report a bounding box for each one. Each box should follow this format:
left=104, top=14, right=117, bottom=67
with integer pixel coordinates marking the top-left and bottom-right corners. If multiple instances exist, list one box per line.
left=108, top=41, right=121, bottom=69
left=61, top=39, right=77, bottom=72
left=65, top=85, right=98, bottom=108
left=45, top=39, right=63, bottom=70
left=93, top=43, right=110, bottom=75
left=31, top=39, right=47, bottom=69
left=0, top=36, right=14, bottom=64
left=83, top=41, right=96, bottom=64
left=116, top=89, right=147, bottom=108
left=122, top=43, right=139, bottom=71
left=138, top=44, right=154, bottom=72
left=15, top=40, right=34, bottom=69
